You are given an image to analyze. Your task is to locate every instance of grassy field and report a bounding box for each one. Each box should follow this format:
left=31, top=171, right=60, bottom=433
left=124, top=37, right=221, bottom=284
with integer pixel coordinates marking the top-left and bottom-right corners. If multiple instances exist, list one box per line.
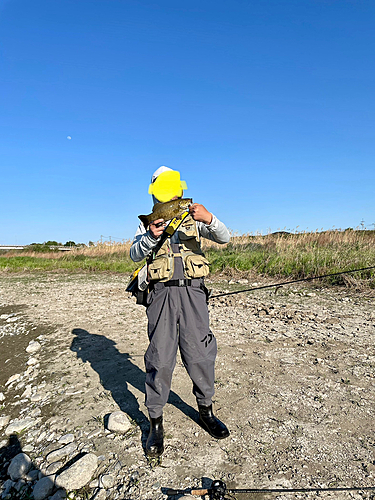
left=1, top=230, right=375, bottom=288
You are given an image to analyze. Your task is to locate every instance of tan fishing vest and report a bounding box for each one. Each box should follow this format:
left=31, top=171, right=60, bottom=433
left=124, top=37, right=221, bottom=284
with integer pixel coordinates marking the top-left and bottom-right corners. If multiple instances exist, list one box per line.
left=148, top=215, right=210, bottom=282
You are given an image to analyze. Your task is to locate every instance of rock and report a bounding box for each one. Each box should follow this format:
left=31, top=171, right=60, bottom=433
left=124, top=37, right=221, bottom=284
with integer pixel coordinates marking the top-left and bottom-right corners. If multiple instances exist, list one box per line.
left=91, top=489, right=106, bottom=500
left=33, top=475, right=55, bottom=500
left=23, top=444, right=34, bottom=452
left=45, top=461, right=63, bottom=475
left=27, top=357, right=39, bottom=366
left=0, top=392, right=5, bottom=401
left=5, top=418, right=37, bottom=435
left=30, top=393, right=43, bottom=402
left=107, top=411, right=132, bottom=434
left=5, top=373, right=21, bottom=386
left=21, top=385, right=32, bottom=398
left=49, top=490, right=67, bottom=500
left=0, top=416, right=11, bottom=429
left=25, top=469, right=39, bottom=481
left=30, top=407, right=42, bottom=417
left=1, top=479, right=15, bottom=498
left=87, top=429, right=102, bottom=439
left=58, top=433, right=74, bottom=445
left=7, top=453, right=32, bottom=480
left=46, top=442, right=77, bottom=462
left=55, top=453, right=98, bottom=491
left=46, top=431, right=56, bottom=441
left=100, top=474, right=115, bottom=488
left=37, top=430, right=47, bottom=443
left=26, top=340, right=41, bottom=353
left=15, top=478, right=26, bottom=492
left=43, top=442, right=62, bottom=456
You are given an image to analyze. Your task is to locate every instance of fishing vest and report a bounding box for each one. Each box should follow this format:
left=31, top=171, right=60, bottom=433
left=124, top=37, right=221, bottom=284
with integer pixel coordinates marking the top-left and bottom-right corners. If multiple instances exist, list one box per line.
left=148, top=214, right=210, bottom=282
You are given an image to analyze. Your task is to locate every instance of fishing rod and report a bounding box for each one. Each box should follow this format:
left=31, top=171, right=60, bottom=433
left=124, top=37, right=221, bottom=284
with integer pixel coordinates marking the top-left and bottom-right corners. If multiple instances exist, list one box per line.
left=209, top=265, right=375, bottom=300
left=166, top=479, right=375, bottom=499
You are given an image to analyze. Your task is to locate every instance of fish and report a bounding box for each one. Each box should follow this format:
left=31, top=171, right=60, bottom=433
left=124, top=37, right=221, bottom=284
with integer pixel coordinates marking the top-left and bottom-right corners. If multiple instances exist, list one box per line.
left=138, top=198, right=193, bottom=228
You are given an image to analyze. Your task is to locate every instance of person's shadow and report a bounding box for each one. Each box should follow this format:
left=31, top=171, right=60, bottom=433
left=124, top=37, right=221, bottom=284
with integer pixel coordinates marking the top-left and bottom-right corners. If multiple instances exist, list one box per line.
left=0, top=435, right=66, bottom=498
left=70, top=328, right=199, bottom=449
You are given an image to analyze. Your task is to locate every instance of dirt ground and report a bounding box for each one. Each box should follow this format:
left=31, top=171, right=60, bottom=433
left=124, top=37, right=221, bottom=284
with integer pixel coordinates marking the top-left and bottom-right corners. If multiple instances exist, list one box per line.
left=0, top=272, right=375, bottom=500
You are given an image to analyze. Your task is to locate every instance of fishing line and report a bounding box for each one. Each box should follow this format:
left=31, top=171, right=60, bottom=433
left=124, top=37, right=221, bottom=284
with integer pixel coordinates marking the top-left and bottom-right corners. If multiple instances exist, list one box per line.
left=209, top=265, right=375, bottom=299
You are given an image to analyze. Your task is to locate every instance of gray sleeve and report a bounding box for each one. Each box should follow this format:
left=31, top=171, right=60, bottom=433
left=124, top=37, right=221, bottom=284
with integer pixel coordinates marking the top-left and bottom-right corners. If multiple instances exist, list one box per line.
left=197, top=214, right=231, bottom=244
left=129, top=223, right=161, bottom=262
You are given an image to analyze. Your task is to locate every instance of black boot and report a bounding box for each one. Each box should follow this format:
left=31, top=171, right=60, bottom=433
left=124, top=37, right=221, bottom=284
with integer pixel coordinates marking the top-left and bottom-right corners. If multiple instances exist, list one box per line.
left=146, top=415, right=164, bottom=457
left=198, top=404, right=230, bottom=439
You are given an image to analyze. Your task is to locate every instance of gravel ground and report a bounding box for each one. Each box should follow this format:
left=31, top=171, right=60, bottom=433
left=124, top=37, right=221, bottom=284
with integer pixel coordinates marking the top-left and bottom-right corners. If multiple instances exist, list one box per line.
left=0, top=272, right=374, bottom=500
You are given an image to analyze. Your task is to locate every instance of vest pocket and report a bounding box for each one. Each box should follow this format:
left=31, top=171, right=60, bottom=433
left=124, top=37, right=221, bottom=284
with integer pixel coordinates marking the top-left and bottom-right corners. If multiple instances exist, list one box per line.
left=185, top=255, right=210, bottom=278
left=178, top=223, right=196, bottom=239
left=148, top=257, right=171, bottom=281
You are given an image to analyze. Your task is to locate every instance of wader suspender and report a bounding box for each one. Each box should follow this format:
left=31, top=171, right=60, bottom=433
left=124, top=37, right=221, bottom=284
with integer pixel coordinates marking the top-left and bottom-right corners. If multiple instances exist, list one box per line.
left=128, top=211, right=190, bottom=305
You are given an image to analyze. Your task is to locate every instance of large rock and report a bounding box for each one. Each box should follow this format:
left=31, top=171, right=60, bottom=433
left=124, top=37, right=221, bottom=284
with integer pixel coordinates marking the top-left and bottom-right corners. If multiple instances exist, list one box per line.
left=55, top=453, right=98, bottom=491
left=107, top=411, right=132, bottom=434
left=50, top=490, right=67, bottom=500
left=46, top=443, right=77, bottom=462
left=7, top=453, right=32, bottom=480
left=33, top=475, right=55, bottom=500
left=5, top=418, right=37, bottom=435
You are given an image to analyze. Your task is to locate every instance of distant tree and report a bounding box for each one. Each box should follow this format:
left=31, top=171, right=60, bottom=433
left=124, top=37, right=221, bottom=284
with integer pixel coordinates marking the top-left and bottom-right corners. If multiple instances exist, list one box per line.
left=88, top=241, right=95, bottom=247
left=64, top=241, right=76, bottom=247
left=45, top=241, right=61, bottom=246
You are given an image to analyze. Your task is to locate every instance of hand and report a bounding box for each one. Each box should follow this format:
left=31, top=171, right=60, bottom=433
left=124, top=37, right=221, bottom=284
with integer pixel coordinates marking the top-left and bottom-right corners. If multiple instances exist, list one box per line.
left=149, top=219, right=166, bottom=239
left=189, top=203, right=213, bottom=225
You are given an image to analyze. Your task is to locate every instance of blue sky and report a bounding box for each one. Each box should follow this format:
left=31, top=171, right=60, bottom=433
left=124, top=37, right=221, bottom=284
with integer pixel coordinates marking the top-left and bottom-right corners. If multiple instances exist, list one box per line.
left=1, top=0, right=374, bottom=244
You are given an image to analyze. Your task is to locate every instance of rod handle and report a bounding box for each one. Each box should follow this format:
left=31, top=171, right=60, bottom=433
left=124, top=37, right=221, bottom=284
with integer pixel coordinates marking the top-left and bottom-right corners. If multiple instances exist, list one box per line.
left=165, top=489, right=209, bottom=496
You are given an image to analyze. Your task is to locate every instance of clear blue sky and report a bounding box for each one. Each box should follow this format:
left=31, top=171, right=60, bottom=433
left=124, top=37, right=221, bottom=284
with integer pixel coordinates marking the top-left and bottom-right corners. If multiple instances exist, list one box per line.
left=1, top=0, right=374, bottom=245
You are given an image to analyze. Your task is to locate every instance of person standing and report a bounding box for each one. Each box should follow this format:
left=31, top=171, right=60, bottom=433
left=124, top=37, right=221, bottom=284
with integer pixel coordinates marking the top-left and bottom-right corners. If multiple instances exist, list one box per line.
left=130, top=166, right=230, bottom=457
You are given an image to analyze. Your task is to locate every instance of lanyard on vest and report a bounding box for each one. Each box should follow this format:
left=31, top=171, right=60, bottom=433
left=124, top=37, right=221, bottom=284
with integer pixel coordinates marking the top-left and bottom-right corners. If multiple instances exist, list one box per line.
left=150, top=210, right=190, bottom=260
left=126, top=210, right=190, bottom=304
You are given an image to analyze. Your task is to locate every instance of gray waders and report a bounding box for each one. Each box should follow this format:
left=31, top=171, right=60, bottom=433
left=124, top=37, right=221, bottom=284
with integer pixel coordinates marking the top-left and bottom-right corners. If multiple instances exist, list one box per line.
left=144, top=243, right=217, bottom=419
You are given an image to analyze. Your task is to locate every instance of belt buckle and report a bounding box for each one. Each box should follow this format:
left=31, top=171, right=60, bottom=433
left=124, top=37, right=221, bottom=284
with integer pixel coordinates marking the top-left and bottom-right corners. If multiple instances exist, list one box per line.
left=178, top=279, right=185, bottom=287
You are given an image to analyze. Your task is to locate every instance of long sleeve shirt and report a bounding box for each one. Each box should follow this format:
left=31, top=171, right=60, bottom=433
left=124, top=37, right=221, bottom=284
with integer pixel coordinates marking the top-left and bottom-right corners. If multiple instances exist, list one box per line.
left=130, top=214, right=230, bottom=262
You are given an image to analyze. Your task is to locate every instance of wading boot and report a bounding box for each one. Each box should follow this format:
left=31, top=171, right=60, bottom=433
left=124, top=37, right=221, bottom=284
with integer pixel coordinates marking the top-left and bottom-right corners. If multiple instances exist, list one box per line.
left=146, top=415, right=164, bottom=457
left=198, top=404, right=230, bottom=439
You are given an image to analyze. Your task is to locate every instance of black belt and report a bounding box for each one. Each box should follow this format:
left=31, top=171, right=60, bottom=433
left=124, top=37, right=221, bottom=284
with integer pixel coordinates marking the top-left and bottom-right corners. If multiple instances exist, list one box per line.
left=149, top=279, right=210, bottom=303
left=165, top=279, right=193, bottom=287
left=163, top=279, right=193, bottom=287
left=150, top=278, right=203, bottom=290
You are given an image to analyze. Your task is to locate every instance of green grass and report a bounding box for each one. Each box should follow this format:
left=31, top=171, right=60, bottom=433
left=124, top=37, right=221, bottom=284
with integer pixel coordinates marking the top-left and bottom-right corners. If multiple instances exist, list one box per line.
left=0, top=254, right=139, bottom=273
left=205, top=231, right=375, bottom=287
left=1, top=230, right=375, bottom=288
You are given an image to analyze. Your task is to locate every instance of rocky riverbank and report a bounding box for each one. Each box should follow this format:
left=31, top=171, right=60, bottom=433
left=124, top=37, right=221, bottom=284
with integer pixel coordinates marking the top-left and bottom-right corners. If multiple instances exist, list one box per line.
left=0, top=273, right=374, bottom=499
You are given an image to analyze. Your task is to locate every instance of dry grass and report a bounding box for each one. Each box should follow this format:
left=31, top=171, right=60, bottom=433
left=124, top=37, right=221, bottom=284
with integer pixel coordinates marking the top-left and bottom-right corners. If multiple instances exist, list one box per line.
left=3, top=240, right=133, bottom=260
left=1, top=231, right=374, bottom=288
